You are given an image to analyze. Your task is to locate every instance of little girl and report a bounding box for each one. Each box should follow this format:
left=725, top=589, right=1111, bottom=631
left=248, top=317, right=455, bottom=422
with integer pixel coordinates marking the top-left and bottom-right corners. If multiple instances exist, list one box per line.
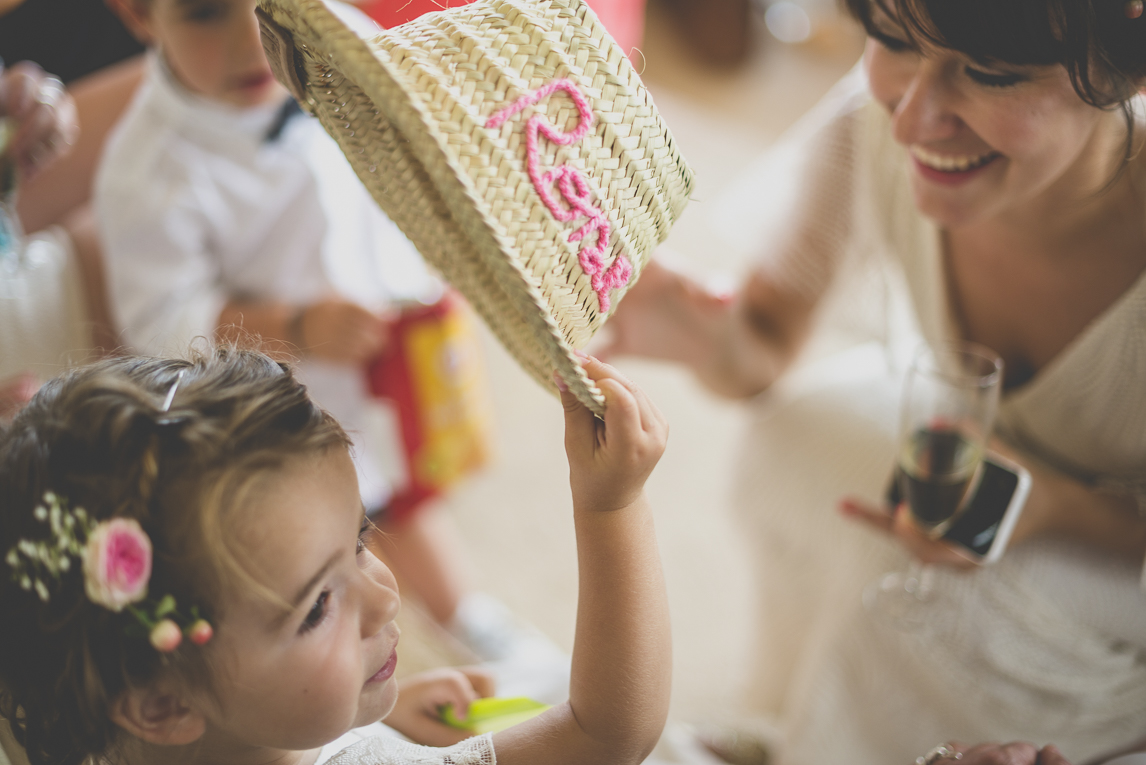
left=0, top=348, right=670, bottom=765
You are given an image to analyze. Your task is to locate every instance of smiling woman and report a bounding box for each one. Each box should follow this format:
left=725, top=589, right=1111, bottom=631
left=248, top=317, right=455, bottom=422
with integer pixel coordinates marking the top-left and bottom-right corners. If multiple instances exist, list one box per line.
left=602, top=0, right=1146, bottom=761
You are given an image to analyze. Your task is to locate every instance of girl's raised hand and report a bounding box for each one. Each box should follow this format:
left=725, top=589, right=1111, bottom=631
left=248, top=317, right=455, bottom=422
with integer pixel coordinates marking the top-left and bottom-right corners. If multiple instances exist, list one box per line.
left=558, top=355, right=668, bottom=513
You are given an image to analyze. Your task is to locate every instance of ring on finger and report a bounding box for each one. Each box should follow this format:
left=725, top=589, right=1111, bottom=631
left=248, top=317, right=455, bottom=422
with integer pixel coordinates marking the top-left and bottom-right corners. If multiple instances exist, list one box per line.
left=916, top=744, right=963, bottom=765
left=34, top=77, right=65, bottom=107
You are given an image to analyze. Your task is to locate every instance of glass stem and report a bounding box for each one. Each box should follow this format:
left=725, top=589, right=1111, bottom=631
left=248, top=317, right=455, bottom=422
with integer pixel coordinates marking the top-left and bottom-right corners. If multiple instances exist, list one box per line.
left=904, top=560, right=936, bottom=600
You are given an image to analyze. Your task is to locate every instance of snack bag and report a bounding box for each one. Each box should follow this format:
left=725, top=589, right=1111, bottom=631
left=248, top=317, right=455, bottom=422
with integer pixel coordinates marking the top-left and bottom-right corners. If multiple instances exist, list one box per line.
left=367, top=292, right=493, bottom=521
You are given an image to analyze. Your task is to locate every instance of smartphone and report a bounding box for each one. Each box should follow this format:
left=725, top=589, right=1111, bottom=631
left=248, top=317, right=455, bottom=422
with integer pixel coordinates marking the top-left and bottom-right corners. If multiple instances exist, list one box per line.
left=885, top=453, right=1032, bottom=564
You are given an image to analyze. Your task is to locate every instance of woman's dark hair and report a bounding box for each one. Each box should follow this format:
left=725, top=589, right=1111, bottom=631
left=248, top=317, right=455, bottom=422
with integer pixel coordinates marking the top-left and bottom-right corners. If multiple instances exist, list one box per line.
left=845, top=0, right=1146, bottom=156
left=0, top=347, right=348, bottom=765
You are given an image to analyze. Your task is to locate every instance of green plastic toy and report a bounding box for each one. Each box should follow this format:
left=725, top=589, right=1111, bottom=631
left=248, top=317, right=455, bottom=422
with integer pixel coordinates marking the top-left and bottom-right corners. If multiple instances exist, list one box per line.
left=440, top=697, right=551, bottom=734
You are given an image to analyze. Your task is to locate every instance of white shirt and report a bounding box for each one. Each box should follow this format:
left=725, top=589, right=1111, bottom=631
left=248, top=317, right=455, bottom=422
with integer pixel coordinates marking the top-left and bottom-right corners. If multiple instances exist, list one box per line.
left=95, top=52, right=439, bottom=508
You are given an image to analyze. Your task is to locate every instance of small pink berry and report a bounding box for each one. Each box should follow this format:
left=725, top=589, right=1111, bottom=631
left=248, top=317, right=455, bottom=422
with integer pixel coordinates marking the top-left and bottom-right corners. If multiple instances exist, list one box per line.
left=150, top=619, right=183, bottom=652
left=188, top=619, right=214, bottom=646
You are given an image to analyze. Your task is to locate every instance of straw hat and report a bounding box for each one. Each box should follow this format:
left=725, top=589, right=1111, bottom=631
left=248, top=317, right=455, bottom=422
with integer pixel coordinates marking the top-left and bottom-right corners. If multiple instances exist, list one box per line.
left=256, top=0, right=694, bottom=414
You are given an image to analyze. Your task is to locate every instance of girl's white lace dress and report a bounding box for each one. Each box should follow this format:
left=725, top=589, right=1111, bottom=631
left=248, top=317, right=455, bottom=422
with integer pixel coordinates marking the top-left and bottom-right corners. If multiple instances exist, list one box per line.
left=317, top=727, right=495, bottom=765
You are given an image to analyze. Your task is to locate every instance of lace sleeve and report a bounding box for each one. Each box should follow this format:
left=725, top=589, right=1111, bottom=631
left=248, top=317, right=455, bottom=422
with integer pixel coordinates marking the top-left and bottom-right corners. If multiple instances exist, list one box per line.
left=324, top=733, right=496, bottom=765
left=709, top=64, right=873, bottom=302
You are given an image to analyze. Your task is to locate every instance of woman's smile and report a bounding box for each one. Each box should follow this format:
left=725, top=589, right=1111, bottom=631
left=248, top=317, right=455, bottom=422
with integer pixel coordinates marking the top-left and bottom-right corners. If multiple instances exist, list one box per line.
left=909, top=145, right=1003, bottom=186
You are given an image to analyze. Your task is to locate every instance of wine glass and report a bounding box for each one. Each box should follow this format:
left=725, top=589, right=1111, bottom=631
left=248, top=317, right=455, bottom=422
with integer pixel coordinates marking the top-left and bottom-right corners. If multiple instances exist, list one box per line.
left=863, top=341, right=1003, bottom=630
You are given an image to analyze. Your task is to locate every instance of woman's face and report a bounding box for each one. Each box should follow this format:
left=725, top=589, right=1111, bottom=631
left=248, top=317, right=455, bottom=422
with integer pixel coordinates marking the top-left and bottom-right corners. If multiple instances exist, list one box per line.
left=863, top=15, right=1123, bottom=229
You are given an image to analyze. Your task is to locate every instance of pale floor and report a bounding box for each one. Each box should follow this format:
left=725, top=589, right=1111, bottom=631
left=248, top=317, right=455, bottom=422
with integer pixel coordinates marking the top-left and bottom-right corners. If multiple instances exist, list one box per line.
left=434, top=2, right=866, bottom=724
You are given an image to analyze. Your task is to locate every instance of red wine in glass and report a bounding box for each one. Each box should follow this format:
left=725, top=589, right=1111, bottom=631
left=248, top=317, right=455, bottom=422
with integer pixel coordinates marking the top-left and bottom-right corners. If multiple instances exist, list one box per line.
left=897, top=424, right=983, bottom=536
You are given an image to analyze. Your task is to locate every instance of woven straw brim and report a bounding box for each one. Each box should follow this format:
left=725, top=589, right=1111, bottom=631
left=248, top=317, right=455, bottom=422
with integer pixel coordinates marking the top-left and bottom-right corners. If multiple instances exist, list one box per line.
left=257, top=0, right=694, bottom=415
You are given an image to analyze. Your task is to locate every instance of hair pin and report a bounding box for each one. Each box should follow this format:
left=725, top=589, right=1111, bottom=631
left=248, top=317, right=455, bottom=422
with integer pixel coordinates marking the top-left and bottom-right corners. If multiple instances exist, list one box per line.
left=160, top=370, right=185, bottom=413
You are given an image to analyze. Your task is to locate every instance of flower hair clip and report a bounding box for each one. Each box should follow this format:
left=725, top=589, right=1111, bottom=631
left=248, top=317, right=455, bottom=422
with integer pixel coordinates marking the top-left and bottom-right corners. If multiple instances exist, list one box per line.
left=6, top=492, right=213, bottom=652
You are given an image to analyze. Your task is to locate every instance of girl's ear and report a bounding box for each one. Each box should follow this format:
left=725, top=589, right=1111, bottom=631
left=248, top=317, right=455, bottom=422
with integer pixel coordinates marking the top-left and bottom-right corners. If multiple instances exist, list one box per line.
left=104, top=0, right=155, bottom=45
left=109, top=683, right=207, bottom=746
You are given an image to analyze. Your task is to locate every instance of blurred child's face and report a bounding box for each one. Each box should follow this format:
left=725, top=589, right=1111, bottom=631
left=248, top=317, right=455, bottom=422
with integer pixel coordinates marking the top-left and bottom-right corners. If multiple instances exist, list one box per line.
left=196, top=448, right=402, bottom=752
left=862, top=8, right=1121, bottom=229
left=132, top=0, right=284, bottom=108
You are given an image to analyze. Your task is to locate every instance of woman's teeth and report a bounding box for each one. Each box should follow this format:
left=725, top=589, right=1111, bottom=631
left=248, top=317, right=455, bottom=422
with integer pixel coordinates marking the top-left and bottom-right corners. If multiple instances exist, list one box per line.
left=910, top=145, right=998, bottom=172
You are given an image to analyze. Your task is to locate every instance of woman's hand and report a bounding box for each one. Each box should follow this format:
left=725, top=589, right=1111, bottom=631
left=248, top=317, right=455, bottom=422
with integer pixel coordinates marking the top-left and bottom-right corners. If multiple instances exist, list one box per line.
left=384, top=666, right=495, bottom=746
left=596, top=258, right=732, bottom=368
left=840, top=497, right=978, bottom=568
left=559, top=355, right=668, bottom=513
left=842, top=438, right=1146, bottom=566
left=931, top=741, right=1071, bottom=765
left=598, top=259, right=812, bottom=398
left=0, top=61, right=78, bottom=180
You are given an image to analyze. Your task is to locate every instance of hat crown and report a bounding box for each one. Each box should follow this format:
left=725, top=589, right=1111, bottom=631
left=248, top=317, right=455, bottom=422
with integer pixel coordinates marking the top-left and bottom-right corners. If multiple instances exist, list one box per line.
left=257, top=0, right=694, bottom=413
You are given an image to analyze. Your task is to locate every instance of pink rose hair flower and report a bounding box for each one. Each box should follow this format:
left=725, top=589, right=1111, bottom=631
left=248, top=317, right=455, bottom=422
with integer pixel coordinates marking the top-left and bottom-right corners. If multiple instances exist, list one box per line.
left=8, top=492, right=214, bottom=652
left=83, top=518, right=152, bottom=612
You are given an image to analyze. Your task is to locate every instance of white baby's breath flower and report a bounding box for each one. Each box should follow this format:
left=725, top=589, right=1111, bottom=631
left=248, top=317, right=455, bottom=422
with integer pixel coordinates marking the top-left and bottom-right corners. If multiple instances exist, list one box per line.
left=5, top=549, right=16, bottom=567
left=34, top=580, right=49, bottom=602
left=33, top=505, right=47, bottom=521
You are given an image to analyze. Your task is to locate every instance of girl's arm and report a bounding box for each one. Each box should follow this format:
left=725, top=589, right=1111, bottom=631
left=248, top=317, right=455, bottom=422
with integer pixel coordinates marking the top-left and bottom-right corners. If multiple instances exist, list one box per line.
left=492, top=357, right=671, bottom=765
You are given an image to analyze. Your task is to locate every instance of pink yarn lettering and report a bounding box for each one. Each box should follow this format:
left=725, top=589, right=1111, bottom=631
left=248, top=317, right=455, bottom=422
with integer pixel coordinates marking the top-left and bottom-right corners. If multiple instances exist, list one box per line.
left=486, top=79, right=631, bottom=313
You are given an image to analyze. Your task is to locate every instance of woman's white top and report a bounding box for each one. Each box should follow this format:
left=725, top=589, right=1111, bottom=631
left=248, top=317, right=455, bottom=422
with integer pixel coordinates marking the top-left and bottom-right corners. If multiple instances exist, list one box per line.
left=317, top=727, right=494, bottom=765
left=95, top=52, right=439, bottom=508
left=720, top=68, right=1146, bottom=764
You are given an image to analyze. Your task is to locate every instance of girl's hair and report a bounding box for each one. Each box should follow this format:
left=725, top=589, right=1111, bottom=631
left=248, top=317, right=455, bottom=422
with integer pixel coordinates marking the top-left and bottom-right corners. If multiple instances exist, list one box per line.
left=0, top=347, right=349, bottom=765
left=846, top=0, right=1146, bottom=154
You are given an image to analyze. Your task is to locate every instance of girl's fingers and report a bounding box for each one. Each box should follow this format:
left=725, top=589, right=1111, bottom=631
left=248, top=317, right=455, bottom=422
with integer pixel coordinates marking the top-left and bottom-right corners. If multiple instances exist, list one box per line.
left=459, top=666, right=496, bottom=699
left=559, top=375, right=599, bottom=450
left=578, top=353, right=665, bottom=434
left=429, top=673, right=481, bottom=721
left=597, top=376, right=643, bottom=445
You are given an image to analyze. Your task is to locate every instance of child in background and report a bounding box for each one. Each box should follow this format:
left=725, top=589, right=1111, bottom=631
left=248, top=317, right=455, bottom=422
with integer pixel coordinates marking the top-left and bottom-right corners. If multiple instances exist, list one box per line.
left=94, top=0, right=536, bottom=662
left=0, top=348, right=670, bottom=765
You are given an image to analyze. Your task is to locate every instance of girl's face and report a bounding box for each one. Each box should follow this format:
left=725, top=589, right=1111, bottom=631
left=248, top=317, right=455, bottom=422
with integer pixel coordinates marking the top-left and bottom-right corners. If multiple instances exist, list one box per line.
left=131, top=0, right=284, bottom=108
left=862, top=13, right=1124, bottom=229
left=197, top=448, right=401, bottom=752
